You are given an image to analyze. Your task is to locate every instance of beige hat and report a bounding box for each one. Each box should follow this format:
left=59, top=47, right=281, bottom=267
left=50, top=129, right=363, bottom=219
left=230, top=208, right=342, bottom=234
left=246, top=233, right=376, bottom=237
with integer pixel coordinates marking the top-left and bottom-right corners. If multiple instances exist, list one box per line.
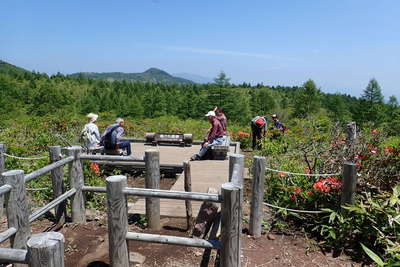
left=87, top=113, right=98, bottom=122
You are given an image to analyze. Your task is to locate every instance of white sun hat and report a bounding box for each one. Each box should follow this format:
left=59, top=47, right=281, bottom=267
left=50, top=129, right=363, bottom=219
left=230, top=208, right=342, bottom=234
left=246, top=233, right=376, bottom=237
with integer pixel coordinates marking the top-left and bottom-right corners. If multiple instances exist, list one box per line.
left=205, top=111, right=216, bottom=117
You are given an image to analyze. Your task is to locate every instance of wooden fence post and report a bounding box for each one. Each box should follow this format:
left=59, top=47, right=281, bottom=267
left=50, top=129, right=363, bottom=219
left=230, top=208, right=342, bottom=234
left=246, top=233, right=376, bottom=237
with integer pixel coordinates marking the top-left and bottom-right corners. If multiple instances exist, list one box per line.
left=0, top=144, right=6, bottom=218
left=27, top=232, right=64, bottom=267
left=144, top=149, right=160, bottom=230
left=221, top=182, right=241, bottom=267
left=229, top=154, right=244, bottom=183
left=183, top=160, right=193, bottom=231
left=3, top=169, right=31, bottom=267
left=106, top=175, right=129, bottom=267
left=346, top=122, right=357, bottom=144
left=64, top=146, right=85, bottom=223
left=49, top=146, right=66, bottom=225
left=249, top=156, right=266, bottom=237
left=341, top=162, right=357, bottom=210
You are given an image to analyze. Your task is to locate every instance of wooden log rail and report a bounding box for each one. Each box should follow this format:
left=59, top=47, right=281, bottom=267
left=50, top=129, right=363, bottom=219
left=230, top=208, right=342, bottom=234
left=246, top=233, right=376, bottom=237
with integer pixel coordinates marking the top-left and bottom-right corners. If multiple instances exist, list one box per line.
left=106, top=153, right=244, bottom=267
left=79, top=154, right=144, bottom=162
left=126, top=232, right=221, bottom=249
left=0, top=232, right=65, bottom=266
left=24, top=156, right=74, bottom=183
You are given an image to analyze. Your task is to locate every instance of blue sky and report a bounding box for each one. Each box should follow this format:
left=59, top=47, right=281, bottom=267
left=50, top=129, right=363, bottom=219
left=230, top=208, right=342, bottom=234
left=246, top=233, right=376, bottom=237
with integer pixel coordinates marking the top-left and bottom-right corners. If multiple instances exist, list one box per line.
left=1, top=0, right=399, bottom=99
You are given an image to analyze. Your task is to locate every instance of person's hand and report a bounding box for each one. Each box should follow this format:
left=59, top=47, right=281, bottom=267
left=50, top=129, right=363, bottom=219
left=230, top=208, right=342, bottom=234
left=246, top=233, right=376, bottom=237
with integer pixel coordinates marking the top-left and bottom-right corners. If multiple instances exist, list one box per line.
left=204, top=142, right=209, bottom=146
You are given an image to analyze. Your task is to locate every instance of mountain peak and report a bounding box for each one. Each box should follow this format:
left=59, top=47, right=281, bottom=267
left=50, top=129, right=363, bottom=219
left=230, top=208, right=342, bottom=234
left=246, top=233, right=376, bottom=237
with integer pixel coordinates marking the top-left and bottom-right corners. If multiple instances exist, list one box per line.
left=144, top=68, right=170, bottom=76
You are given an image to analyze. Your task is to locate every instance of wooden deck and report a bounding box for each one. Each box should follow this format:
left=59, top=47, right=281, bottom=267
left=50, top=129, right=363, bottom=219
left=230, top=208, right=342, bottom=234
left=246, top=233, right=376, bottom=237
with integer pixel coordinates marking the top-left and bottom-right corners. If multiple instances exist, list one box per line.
left=128, top=143, right=236, bottom=217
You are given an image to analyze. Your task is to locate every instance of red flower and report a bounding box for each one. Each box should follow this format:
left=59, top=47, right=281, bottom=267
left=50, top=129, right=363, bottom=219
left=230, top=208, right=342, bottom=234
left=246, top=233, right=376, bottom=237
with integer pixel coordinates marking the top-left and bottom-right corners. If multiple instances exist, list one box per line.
left=278, top=172, right=286, bottom=178
left=313, top=177, right=342, bottom=193
left=90, top=163, right=101, bottom=176
left=384, top=147, right=395, bottom=154
left=307, top=192, right=313, bottom=197
left=371, top=129, right=379, bottom=135
left=290, top=194, right=297, bottom=200
left=293, top=187, right=302, bottom=195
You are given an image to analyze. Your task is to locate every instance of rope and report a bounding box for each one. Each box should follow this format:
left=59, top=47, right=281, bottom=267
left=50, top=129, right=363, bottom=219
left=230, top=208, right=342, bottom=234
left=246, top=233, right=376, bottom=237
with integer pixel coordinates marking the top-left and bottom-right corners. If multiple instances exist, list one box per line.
left=3, top=153, right=47, bottom=161
left=26, top=187, right=51, bottom=191
left=265, top=167, right=340, bottom=177
left=263, top=202, right=326, bottom=214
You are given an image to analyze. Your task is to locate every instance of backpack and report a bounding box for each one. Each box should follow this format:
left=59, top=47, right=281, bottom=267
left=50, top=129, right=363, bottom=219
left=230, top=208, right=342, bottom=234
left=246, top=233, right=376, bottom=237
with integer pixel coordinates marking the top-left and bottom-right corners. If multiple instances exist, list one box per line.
left=81, top=125, right=96, bottom=145
left=101, top=125, right=120, bottom=149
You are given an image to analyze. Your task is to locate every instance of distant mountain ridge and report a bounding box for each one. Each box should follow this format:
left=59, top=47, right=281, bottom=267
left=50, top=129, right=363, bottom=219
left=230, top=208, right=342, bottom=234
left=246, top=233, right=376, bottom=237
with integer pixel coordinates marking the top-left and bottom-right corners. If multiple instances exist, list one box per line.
left=0, top=60, right=30, bottom=75
left=69, top=68, right=194, bottom=84
left=173, top=72, right=213, bottom=84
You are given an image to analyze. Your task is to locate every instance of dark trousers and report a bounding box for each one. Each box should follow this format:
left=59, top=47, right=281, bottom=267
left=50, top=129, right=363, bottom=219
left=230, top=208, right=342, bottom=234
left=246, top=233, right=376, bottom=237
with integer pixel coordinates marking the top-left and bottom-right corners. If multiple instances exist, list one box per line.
left=118, top=140, right=132, bottom=155
left=251, top=123, right=263, bottom=150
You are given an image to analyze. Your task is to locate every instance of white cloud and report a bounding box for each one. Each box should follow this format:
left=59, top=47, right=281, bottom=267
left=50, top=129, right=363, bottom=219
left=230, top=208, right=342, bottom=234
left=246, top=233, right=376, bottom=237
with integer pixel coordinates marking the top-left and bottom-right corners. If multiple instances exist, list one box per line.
left=163, top=45, right=299, bottom=62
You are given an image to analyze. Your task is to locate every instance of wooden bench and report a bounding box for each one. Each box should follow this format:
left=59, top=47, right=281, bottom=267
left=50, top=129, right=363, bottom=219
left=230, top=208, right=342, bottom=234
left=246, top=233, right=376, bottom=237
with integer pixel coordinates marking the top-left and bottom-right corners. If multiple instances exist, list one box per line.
left=145, top=132, right=193, bottom=147
left=211, top=136, right=231, bottom=160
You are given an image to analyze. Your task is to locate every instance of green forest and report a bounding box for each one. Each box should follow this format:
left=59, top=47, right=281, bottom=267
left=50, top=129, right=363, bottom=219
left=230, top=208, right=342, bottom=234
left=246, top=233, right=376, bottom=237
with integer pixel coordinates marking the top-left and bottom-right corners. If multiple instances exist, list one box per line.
left=1, top=60, right=400, bottom=264
left=1, top=60, right=399, bottom=132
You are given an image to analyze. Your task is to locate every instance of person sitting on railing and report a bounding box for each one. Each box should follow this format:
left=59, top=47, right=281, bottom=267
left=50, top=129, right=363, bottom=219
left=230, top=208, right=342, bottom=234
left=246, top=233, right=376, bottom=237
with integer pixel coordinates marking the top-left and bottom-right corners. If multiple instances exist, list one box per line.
left=81, top=113, right=101, bottom=150
left=100, top=118, right=131, bottom=155
left=190, top=111, right=224, bottom=161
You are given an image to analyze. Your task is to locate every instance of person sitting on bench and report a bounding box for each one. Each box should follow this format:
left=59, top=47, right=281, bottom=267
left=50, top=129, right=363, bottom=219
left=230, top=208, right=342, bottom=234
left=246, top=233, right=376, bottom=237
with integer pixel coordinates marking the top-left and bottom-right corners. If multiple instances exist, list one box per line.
left=191, top=111, right=224, bottom=161
left=100, top=118, right=131, bottom=155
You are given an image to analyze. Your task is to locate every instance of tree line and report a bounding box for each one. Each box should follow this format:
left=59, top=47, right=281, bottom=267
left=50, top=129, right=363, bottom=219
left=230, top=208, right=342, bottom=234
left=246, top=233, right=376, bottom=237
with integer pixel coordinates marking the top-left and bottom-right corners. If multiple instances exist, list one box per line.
left=0, top=69, right=399, bottom=134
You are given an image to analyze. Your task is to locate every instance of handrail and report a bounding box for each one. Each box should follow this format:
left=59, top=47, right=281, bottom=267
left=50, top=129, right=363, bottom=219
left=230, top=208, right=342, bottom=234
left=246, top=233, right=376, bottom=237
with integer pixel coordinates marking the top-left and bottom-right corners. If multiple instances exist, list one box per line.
left=79, top=154, right=144, bottom=162
left=29, top=188, right=77, bottom=223
left=82, top=185, right=106, bottom=193
left=123, top=187, right=221, bottom=202
left=126, top=232, right=221, bottom=249
left=0, top=227, right=17, bottom=243
left=24, top=156, right=74, bottom=183
left=0, top=184, right=12, bottom=197
left=0, top=248, right=28, bottom=264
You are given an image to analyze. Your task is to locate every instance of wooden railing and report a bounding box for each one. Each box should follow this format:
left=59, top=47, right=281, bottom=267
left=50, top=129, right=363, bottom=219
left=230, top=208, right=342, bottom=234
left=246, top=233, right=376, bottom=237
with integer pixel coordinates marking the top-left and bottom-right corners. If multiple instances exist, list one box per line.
left=0, top=143, right=244, bottom=267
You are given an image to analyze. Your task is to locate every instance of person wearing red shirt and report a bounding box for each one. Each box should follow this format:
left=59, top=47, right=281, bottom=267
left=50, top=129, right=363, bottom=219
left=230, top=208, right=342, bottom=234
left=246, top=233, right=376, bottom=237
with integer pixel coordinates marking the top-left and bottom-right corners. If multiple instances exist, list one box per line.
left=191, top=111, right=225, bottom=161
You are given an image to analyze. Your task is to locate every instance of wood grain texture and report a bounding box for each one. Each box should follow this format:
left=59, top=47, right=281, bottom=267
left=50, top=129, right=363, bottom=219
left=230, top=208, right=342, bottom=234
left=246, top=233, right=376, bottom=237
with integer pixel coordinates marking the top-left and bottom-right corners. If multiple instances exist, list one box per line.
left=3, top=170, right=31, bottom=267
left=0, top=248, right=28, bottom=264
left=0, top=144, right=6, bottom=218
left=249, top=156, right=266, bottom=236
left=221, top=183, right=241, bottom=267
left=106, top=175, right=129, bottom=267
left=65, top=146, right=86, bottom=223
left=183, top=161, right=194, bottom=231
left=144, top=150, right=160, bottom=230
left=341, top=162, right=357, bottom=207
left=27, top=232, right=64, bottom=267
left=228, top=154, right=244, bottom=183
left=49, top=146, right=65, bottom=225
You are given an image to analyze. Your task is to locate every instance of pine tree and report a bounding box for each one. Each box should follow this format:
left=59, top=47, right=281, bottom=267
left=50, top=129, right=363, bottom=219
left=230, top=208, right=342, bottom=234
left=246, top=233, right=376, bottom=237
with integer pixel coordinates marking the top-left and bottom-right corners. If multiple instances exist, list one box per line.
left=292, top=79, right=321, bottom=118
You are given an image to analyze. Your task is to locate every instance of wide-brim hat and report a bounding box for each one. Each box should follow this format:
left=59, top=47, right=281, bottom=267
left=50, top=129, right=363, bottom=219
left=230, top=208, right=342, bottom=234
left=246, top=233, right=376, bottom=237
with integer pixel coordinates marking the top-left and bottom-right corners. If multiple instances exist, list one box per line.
left=205, top=111, right=216, bottom=117
left=87, top=113, right=98, bottom=122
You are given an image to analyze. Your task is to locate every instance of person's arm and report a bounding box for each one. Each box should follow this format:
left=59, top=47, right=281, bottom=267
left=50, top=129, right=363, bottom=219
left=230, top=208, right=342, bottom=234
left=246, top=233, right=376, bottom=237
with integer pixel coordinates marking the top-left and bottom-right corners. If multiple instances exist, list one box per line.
left=115, top=127, right=124, bottom=143
left=207, top=122, right=217, bottom=143
left=94, top=125, right=101, bottom=142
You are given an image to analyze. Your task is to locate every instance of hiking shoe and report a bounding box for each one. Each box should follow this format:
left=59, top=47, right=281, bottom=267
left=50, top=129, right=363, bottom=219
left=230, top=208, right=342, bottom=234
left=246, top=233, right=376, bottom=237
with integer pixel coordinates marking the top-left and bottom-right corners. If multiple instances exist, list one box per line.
left=190, top=154, right=200, bottom=161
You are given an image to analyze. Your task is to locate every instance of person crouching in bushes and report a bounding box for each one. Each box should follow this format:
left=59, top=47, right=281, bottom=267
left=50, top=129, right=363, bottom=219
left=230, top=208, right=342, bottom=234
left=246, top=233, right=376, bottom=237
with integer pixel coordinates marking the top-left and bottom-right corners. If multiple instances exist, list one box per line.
left=251, top=115, right=267, bottom=150
left=270, top=114, right=286, bottom=139
left=190, top=111, right=225, bottom=161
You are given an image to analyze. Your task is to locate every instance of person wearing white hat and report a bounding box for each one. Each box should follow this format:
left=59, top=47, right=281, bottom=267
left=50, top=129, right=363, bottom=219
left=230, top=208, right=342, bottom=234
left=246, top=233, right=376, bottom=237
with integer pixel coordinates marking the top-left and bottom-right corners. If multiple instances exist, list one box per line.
left=81, top=113, right=101, bottom=149
left=190, top=111, right=225, bottom=161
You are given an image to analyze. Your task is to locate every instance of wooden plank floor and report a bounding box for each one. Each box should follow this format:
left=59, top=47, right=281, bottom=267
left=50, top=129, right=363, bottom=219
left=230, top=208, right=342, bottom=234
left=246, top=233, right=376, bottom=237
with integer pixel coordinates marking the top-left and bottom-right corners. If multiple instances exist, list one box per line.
left=128, top=143, right=236, bottom=217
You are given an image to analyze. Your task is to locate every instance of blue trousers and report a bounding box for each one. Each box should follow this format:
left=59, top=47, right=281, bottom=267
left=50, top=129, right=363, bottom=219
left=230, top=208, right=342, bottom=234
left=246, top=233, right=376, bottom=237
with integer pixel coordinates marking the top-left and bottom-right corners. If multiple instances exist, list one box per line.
left=118, top=140, right=132, bottom=155
left=197, top=137, right=224, bottom=158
